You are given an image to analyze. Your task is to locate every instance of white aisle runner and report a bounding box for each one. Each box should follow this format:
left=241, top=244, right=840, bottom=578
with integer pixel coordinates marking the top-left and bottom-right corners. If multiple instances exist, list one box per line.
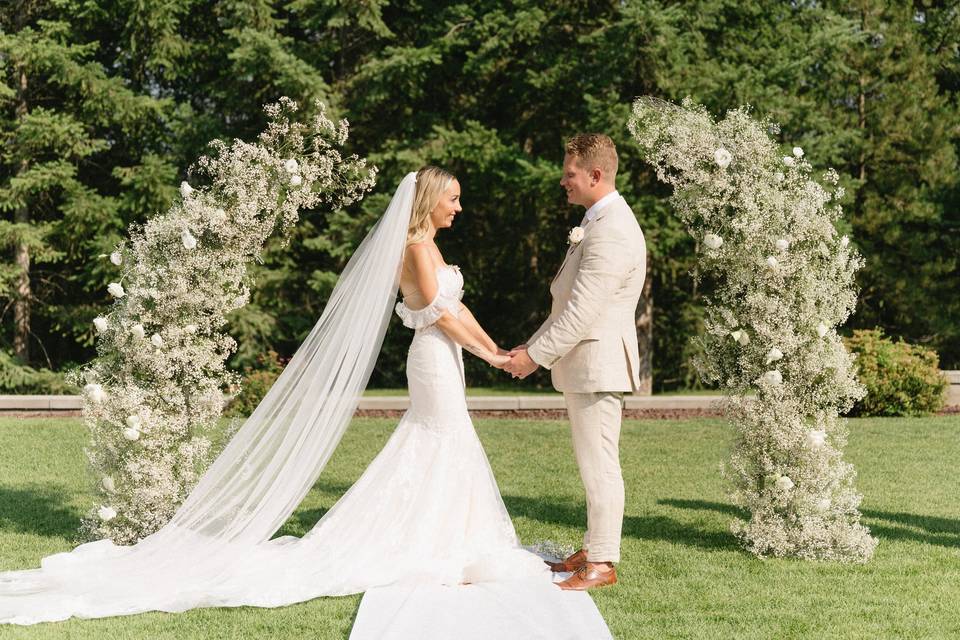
left=350, top=577, right=613, bottom=640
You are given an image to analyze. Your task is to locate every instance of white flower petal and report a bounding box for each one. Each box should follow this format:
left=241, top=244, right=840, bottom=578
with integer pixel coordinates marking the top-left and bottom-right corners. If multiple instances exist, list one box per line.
left=107, top=282, right=125, bottom=298
left=97, top=505, right=117, bottom=521
left=775, top=475, right=794, bottom=491
left=93, top=316, right=108, bottom=333
left=714, top=148, right=732, bottom=169
left=180, top=181, right=193, bottom=198
left=109, top=251, right=122, bottom=266
left=703, top=233, right=723, bottom=250
left=290, top=174, right=303, bottom=187
left=793, top=146, right=804, bottom=158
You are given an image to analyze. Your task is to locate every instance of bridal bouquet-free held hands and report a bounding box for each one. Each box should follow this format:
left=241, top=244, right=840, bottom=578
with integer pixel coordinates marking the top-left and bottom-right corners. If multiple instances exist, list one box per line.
left=629, top=97, right=876, bottom=562
left=74, top=99, right=376, bottom=544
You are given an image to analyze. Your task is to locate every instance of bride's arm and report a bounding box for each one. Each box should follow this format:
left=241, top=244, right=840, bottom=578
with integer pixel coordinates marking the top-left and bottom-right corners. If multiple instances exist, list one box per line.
left=454, top=304, right=502, bottom=355
left=407, top=245, right=507, bottom=366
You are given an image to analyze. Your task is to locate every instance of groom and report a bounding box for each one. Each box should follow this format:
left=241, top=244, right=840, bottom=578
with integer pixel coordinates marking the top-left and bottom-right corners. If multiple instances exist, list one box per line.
left=504, top=133, right=646, bottom=590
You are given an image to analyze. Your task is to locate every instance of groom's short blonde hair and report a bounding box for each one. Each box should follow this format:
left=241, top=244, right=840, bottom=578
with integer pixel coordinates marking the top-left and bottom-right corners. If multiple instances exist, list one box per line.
left=565, top=134, right=618, bottom=182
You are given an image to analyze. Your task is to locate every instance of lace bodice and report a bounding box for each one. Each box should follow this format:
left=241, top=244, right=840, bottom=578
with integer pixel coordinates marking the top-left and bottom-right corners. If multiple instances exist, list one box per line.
left=395, top=265, right=464, bottom=329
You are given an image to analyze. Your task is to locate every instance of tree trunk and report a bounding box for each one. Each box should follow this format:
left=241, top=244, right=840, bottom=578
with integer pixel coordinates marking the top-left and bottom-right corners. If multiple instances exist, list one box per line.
left=13, top=66, right=30, bottom=362
left=635, top=256, right=653, bottom=395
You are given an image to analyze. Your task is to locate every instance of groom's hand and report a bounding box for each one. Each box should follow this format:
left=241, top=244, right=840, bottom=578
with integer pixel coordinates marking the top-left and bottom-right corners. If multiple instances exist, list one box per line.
left=503, top=346, right=538, bottom=379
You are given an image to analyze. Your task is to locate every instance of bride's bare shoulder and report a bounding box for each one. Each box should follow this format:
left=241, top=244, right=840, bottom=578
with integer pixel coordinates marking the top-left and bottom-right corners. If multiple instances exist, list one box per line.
left=404, top=241, right=440, bottom=271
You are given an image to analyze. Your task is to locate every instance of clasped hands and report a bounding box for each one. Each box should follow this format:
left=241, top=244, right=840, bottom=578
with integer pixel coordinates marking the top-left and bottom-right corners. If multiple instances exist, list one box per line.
left=489, top=344, right=539, bottom=380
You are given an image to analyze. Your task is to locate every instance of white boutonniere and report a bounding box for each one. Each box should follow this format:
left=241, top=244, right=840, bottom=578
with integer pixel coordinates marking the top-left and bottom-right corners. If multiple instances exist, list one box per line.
left=568, top=226, right=585, bottom=245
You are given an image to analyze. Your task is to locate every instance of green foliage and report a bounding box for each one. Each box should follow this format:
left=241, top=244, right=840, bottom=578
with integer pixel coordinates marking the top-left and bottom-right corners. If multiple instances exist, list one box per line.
left=225, top=350, right=286, bottom=418
left=0, top=349, right=72, bottom=393
left=3, top=0, right=959, bottom=392
left=845, top=329, right=948, bottom=417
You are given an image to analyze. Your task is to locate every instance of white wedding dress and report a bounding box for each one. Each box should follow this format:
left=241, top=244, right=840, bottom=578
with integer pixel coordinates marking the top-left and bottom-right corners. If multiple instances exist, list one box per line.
left=0, top=174, right=611, bottom=637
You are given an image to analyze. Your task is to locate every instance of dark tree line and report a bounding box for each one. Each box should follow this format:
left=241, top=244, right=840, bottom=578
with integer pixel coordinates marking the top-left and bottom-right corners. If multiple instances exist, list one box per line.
left=2, top=0, right=958, bottom=393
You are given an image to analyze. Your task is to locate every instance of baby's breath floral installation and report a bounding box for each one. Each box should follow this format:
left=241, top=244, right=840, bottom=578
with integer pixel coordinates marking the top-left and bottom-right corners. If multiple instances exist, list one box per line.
left=70, top=98, right=376, bottom=544
left=628, top=97, right=877, bottom=562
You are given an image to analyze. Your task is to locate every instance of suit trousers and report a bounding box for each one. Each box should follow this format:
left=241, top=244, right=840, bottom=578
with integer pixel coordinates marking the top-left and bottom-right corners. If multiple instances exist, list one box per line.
left=563, top=391, right=625, bottom=563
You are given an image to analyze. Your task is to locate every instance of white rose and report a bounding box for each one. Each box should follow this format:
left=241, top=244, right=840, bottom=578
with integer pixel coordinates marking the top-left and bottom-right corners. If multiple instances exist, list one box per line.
left=783, top=156, right=796, bottom=167
left=107, top=282, right=125, bottom=298
left=109, top=251, right=122, bottom=266
left=568, top=226, right=585, bottom=245
left=131, top=323, right=145, bottom=339
left=181, top=229, right=197, bottom=250
left=150, top=333, right=163, bottom=347
left=284, top=158, right=299, bottom=174
left=730, top=330, right=751, bottom=346
left=211, top=208, right=227, bottom=224
left=761, top=370, right=783, bottom=385
left=775, top=238, right=790, bottom=251
left=840, top=236, right=849, bottom=248
left=184, top=324, right=198, bottom=334
left=703, top=233, right=723, bottom=250
left=125, top=415, right=141, bottom=429
left=98, top=505, right=117, bottom=521
left=93, top=316, right=108, bottom=333
left=83, top=383, right=105, bottom=404
left=122, top=427, right=140, bottom=441
left=102, top=476, right=116, bottom=493
left=766, top=256, right=779, bottom=269
left=180, top=181, right=193, bottom=198
left=816, top=322, right=829, bottom=338
left=775, top=475, right=794, bottom=491
left=765, top=347, right=784, bottom=364
left=806, top=430, right=826, bottom=449
left=774, top=172, right=785, bottom=183
left=290, top=174, right=303, bottom=187
left=793, top=146, right=804, bottom=158
left=714, top=148, right=732, bottom=169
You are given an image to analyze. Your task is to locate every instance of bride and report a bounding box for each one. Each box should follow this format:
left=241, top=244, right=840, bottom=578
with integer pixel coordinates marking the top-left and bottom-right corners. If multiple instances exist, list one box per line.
left=0, top=167, right=611, bottom=637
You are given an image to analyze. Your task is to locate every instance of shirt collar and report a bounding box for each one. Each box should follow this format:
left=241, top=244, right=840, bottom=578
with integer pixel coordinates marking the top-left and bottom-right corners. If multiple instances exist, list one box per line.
left=584, top=190, right=620, bottom=223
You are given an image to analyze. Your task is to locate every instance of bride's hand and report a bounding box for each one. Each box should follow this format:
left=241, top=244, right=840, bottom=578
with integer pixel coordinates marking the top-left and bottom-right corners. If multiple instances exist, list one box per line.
left=486, top=353, right=511, bottom=368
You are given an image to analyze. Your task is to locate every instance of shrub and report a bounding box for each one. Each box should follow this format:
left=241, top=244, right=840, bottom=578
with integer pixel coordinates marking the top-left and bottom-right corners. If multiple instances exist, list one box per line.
left=225, top=350, right=286, bottom=417
left=0, top=350, right=74, bottom=394
left=845, top=329, right=947, bottom=416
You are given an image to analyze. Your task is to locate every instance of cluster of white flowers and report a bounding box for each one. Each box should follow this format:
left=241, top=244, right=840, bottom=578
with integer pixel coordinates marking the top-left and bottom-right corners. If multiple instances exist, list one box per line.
left=629, top=97, right=876, bottom=562
left=71, top=98, right=376, bottom=544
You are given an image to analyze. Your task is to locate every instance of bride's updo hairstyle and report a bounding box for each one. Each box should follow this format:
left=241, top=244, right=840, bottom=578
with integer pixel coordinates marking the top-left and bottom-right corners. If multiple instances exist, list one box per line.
left=407, top=165, right=455, bottom=245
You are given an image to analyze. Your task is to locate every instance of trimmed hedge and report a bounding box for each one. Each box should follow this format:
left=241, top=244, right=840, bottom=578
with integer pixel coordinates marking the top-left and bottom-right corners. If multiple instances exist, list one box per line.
left=845, top=329, right=947, bottom=416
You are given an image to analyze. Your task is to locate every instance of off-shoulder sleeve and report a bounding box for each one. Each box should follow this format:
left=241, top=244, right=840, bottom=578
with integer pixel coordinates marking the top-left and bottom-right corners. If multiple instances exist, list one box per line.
left=395, top=289, right=463, bottom=329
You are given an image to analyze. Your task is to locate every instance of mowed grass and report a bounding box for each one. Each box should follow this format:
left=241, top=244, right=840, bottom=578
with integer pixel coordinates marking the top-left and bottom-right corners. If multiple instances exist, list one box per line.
left=0, top=415, right=958, bottom=639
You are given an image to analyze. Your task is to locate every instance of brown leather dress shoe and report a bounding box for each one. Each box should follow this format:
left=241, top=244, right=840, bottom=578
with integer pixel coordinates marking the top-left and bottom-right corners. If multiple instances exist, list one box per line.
left=557, top=563, right=617, bottom=591
left=545, top=548, right=587, bottom=573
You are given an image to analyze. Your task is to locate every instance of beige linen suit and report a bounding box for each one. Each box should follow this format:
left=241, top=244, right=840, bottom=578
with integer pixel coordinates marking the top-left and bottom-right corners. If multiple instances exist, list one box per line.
left=526, top=193, right=646, bottom=563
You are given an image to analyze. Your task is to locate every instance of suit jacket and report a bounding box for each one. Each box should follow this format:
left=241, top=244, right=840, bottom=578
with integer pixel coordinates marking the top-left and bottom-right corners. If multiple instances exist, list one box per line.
left=526, top=195, right=646, bottom=393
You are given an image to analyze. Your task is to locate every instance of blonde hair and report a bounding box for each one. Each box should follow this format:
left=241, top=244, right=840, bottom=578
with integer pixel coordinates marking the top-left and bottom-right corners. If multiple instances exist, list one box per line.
left=407, top=165, right=455, bottom=245
left=565, top=133, right=618, bottom=182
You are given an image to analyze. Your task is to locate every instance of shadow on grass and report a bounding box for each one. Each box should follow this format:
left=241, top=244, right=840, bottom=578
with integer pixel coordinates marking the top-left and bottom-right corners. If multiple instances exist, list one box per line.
left=659, top=498, right=960, bottom=549
left=861, top=510, right=960, bottom=548
left=0, top=484, right=80, bottom=538
left=503, top=494, right=742, bottom=552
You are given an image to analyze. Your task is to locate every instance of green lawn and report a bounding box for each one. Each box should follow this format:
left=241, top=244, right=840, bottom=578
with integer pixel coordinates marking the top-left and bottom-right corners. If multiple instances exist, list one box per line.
left=361, top=387, right=722, bottom=396
left=1, top=415, right=958, bottom=639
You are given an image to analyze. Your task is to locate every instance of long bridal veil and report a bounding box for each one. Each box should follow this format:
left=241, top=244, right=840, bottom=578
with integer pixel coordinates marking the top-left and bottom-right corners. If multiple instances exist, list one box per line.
left=0, top=172, right=417, bottom=625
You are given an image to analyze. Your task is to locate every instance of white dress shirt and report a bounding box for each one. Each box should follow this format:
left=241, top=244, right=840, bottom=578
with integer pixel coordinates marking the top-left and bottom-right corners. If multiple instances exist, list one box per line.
left=581, top=190, right=620, bottom=226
